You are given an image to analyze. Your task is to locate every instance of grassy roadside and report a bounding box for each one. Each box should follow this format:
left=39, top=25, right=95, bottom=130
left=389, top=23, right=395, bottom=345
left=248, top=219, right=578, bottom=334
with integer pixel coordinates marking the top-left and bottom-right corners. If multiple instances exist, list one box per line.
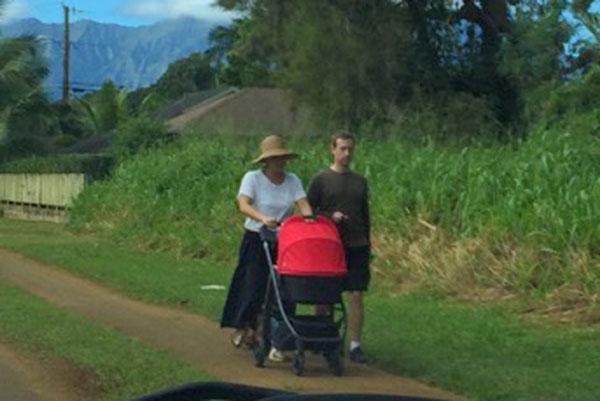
left=367, top=295, right=600, bottom=400
left=2, top=218, right=599, bottom=400
left=0, top=218, right=227, bottom=321
left=0, top=281, right=211, bottom=401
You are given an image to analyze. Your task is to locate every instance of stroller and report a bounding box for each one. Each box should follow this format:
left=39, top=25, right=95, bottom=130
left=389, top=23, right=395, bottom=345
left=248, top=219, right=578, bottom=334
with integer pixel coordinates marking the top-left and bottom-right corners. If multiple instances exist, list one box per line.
left=253, top=215, right=347, bottom=376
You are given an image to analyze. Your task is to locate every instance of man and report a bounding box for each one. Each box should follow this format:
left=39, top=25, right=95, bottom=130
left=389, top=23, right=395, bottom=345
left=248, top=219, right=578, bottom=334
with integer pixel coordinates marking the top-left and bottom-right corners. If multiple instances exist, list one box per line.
left=307, top=130, right=371, bottom=364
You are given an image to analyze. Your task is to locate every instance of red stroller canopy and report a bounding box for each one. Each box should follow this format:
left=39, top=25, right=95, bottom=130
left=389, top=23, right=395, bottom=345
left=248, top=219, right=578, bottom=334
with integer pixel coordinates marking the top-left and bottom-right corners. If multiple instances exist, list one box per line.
left=277, top=215, right=347, bottom=277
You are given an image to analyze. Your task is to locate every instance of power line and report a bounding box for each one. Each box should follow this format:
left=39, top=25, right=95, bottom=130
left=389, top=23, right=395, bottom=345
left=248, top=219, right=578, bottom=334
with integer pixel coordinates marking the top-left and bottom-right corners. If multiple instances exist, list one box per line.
left=47, top=82, right=127, bottom=89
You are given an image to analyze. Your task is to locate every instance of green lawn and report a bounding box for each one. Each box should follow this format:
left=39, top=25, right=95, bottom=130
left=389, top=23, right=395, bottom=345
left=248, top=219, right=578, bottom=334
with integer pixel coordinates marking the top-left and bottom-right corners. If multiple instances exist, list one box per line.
left=0, top=218, right=226, bottom=321
left=0, top=282, right=211, bottom=401
left=366, top=294, right=600, bottom=401
left=1, top=218, right=599, bottom=400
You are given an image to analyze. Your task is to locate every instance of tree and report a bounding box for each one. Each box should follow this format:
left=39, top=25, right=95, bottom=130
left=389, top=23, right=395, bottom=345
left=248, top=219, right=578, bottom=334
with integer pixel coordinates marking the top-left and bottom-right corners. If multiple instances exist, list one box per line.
left=212, top=0, right=578, bottom=134
left=207, top=24, right=238, bottom=70
left=0, top=36, right=50, bottom=134
left=127, top=53, right=216, bottom=114
left=573, top=0, right=600, bottom=43
left=277, top=1, right=416, bottom=129
left=207, top=17, right=275, bottom=87
left=499, top=1, right=570, bottom=89
left=0, top=0, right=53, bottom=160
left=91, top=80, right=125, bottom=133
left=569, top=0, right=599, bottom=71
left=154, top=53, right=214, bottom=98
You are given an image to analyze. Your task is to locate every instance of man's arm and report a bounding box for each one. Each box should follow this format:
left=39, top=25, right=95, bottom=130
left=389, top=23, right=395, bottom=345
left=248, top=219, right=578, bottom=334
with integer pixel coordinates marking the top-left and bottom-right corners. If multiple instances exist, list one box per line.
left=307, top=175, right=321, bottom=212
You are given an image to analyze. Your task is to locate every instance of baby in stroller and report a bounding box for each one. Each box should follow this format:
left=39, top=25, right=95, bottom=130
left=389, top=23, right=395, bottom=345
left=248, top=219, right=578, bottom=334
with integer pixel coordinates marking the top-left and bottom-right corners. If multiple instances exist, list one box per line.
left=253, top=215, right=347, bottom=376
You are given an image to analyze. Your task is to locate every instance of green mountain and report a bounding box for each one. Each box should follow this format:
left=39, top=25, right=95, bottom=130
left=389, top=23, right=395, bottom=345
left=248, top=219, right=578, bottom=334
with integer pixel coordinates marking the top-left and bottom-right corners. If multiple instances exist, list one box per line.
left=0, top=17, right=213, bottom=97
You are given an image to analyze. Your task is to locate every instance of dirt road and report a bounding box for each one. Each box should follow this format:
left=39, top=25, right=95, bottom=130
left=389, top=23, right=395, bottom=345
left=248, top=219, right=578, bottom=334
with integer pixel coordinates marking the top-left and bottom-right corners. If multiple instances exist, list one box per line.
left=0, top=247, right=461, bottom=400
left=0, top=343, right=95, bottom=401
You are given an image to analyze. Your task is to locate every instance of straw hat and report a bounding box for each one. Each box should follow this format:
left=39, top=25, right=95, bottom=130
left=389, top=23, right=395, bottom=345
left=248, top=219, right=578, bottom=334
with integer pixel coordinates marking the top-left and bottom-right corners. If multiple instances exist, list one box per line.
left=253, top=135, right=298, bottom=163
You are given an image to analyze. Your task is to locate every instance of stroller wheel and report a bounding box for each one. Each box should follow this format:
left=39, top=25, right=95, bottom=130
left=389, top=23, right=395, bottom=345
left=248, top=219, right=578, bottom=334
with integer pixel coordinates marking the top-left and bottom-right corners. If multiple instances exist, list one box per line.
left=253, top=340, right=267, bottom=368
left=325, top=347, right=344, bottom=376
left=292, top=351, right=305, bottom=376
left=330, top=354, right=344, bottom=376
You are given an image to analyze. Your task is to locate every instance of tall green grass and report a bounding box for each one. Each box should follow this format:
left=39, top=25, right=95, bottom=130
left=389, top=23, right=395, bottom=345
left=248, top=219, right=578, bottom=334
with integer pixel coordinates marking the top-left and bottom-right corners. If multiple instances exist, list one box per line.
left=365, top=127, right=599, bottom=251
left=69, top=120, right=599, bottom=299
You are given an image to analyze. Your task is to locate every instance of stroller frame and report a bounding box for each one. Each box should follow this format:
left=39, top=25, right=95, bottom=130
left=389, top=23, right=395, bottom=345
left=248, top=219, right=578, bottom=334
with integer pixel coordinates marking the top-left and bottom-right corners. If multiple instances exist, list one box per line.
left=253, top=225, right=347, bottom=376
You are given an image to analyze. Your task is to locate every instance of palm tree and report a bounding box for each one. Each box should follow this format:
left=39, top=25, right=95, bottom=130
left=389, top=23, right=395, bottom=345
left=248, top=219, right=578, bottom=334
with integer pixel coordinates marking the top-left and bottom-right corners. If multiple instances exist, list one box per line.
left=0, top=0, right=51, bottom=155
left=0, top=35, right=49, bottom=110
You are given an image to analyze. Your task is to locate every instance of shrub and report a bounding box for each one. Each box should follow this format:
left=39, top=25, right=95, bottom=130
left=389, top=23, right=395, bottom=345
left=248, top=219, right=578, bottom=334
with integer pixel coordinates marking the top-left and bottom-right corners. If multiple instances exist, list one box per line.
left=112, top=116, right=172, bottom=162
left=0, top=136, right=48, bottom=162
left=382, top=90, right=502, bottom=143
left=0, top=154, right=115, bottom=180
left=543, top=66, right=600, bottom=122
left=53, top=133, right=78, bottom=148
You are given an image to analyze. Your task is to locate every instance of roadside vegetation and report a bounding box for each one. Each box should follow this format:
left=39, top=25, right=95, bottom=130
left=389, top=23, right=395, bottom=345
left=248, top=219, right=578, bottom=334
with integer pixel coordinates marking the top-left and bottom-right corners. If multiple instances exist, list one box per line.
left=0, top=153, right=114, bottom=179
left=1, top=218, right=599, bottom=401
left=67, top=113, right=600, bottom=324
left=0, top=280, right=210, bottom=401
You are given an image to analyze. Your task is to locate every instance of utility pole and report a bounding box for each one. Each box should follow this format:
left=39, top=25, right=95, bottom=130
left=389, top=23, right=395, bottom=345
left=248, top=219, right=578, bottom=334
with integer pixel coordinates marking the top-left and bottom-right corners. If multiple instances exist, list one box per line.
left=62, top=4, right=70, bottom=102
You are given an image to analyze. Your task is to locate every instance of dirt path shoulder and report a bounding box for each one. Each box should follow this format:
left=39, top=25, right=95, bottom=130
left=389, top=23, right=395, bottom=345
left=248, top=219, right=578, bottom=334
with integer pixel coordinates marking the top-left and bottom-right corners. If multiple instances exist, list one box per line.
left=0, top=342, right=97, bottom=401
left=0, top=247, right=461, bottom=400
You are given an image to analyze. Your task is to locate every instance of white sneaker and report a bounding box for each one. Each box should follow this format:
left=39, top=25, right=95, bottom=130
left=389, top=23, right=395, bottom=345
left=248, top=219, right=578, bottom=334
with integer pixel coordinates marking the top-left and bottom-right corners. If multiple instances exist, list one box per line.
left=268, top=347, right=287, bottom=362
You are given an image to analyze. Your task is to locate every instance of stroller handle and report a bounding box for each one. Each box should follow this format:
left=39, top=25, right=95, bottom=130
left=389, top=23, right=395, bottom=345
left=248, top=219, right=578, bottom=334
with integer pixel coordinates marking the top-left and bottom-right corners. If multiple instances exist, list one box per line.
left=259, top=214, right=319, bottom=244
left=259, top=224, right=279, bottom=245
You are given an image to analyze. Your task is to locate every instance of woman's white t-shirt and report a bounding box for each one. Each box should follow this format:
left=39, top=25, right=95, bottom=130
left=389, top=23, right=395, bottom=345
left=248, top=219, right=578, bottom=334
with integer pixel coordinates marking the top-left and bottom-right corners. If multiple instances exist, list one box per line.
left=238, top=169, right=306, bottom=232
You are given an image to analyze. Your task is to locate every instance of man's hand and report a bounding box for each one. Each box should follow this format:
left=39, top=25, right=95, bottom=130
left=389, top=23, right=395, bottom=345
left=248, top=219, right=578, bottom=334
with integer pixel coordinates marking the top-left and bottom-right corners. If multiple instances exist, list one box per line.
left=332, top=211, right=348, bottom=224
left=261, top=216, right=278, bottom=229
left=303, top=214, right=316, bottom=223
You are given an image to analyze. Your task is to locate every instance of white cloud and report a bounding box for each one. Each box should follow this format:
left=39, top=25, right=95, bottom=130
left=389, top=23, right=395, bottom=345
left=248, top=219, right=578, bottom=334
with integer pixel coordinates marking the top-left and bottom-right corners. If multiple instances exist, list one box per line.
left=0, top=0, right=30, bottom=23
left=121, top=0, right=238, bottom=23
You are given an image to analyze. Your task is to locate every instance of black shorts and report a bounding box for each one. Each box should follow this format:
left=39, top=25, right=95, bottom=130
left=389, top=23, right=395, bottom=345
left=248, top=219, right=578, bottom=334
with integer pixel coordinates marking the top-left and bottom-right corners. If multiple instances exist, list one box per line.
left=343, top=246, right=371, bottom=292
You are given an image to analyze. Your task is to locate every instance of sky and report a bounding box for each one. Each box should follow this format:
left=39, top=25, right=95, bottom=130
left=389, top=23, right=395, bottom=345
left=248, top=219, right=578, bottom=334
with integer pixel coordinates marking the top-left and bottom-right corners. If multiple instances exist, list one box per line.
left=0, top=0, right=238, bottom=26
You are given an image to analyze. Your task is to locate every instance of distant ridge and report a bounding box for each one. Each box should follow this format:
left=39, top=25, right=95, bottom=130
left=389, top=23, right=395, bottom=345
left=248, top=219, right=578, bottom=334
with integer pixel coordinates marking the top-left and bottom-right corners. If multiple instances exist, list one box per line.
left=0, top=17, right=215, bottom=98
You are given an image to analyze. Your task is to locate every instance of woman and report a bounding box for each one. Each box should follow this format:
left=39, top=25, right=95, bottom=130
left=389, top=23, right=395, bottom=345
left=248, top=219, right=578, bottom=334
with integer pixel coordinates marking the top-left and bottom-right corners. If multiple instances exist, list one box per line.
left=220, top=134, right=313, bottom=362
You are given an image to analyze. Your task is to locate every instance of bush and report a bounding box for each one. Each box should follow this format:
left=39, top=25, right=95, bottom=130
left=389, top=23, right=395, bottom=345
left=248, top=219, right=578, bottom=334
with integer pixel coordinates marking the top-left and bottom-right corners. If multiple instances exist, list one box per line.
left=0, top=154, right=115, bottom=180
left=70, top=136, right=248, bottom=258
left=53, top=133, right=78, bottom=148
left=543, top=66, right=600, bottom=122
left=112, top=116, right=172, bottom=162
left=382, top=90, right=502, bottom=143
left=55, top=101, right=97, bottom=139
left=0, top=136, right=49, bottom=162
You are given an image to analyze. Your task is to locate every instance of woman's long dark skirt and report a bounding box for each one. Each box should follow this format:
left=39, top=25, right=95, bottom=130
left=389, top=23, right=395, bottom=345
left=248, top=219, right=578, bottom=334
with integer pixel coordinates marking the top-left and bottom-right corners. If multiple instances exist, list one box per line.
left=221, top=230, right=271, bottom=330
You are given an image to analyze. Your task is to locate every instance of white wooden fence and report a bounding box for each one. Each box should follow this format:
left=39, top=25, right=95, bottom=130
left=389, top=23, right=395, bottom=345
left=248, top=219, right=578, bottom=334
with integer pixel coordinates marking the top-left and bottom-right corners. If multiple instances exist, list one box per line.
left=0, top=174, right=86, bottom=222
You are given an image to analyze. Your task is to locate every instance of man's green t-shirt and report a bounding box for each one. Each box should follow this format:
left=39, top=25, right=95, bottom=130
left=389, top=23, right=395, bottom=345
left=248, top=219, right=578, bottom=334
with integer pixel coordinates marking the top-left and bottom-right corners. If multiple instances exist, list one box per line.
left=307, top=168, right=370, bottom=248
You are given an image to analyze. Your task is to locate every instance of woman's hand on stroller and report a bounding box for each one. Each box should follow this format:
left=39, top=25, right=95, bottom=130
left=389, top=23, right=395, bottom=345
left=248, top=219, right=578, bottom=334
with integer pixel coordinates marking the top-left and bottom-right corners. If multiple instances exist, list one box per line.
left=261, top=215, right=279, bottom=229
